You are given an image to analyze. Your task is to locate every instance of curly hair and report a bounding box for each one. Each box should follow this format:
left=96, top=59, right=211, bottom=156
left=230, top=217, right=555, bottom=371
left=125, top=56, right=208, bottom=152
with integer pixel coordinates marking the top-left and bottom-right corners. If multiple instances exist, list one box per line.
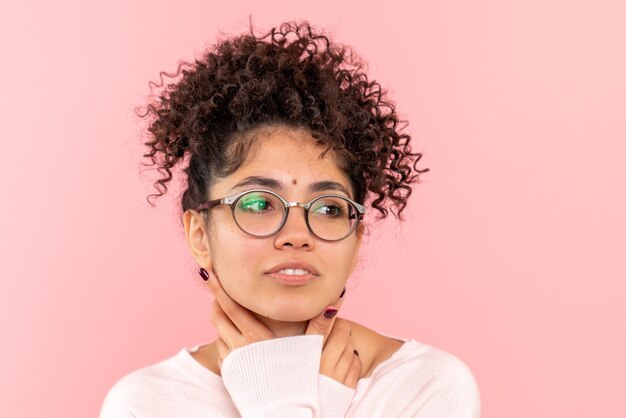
left=136, top=20, right=429, bottom=230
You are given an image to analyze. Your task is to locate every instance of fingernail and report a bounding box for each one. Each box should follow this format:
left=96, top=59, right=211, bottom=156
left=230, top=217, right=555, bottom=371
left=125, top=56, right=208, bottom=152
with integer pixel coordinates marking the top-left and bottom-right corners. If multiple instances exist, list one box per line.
left=198, top=267, right=210, bottom=281
left=324, top=308, right=338, bottom=319
left=353, top=349, right=359, bottom=356
left=340, top=287, right=346, bottom=298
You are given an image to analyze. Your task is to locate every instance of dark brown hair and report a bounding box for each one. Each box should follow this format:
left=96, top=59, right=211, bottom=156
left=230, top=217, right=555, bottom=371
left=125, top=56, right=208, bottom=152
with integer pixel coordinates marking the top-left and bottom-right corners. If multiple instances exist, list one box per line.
left=136, top=20, right=429, bottom=230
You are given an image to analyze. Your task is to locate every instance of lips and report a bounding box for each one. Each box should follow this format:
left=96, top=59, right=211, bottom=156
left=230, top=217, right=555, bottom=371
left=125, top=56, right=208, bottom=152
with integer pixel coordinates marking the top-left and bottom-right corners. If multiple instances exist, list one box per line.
left=266, top=261, right=320, bottom=276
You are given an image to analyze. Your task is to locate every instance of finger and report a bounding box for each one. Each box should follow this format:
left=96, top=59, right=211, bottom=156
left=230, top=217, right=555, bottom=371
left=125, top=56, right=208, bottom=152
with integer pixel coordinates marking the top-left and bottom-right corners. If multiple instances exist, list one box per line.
left=215, top=337, right=228, bottom=372
left=344, top=352, right=362, bottom=389
left=215, top=337, right=230, bottom=362
left=332, top=286, right=347, bottom=309
left=210, top=299, right=245, bottom=350
left=305, top=286, right=347, bottom=341
left=204, top=268, right=273, bottom=342
left=321, top=292, right=346, bottom=346
left=333, top=339, right=356, bottom=382
left=319, top=321, right=351, bottom=376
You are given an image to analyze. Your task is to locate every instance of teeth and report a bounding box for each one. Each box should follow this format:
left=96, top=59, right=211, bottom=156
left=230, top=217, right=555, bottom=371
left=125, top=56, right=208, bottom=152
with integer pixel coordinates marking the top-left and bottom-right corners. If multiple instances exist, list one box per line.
left=277, top=268, right=311, bottom=275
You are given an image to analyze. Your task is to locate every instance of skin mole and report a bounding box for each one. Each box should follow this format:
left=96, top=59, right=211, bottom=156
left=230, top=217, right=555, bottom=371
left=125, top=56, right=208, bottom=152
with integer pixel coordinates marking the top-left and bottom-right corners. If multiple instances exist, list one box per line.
left=291, top=179, right=297, bottom=185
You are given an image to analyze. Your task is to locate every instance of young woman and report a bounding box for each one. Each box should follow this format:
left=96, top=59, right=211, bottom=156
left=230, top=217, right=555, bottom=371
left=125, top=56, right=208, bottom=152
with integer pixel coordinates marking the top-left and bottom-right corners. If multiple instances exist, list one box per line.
left=100, top=21, right=481, bottom=418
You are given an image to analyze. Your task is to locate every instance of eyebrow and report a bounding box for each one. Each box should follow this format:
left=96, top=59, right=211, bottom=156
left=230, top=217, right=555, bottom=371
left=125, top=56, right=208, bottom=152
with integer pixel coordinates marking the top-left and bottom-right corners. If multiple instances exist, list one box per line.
left=229, top=176, right=352, bottom=198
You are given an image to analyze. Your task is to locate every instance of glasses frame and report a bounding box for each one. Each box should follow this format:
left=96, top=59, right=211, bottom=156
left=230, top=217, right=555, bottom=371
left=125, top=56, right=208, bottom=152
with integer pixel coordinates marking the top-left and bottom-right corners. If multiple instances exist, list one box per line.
left=194, top=188, right=366, bottom=242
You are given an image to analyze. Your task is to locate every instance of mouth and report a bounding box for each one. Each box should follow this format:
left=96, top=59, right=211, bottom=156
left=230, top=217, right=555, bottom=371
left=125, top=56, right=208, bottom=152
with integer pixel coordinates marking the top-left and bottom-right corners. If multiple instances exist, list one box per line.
left=265, top=261, right=320, bottom=286
left=265, top=269, right=318, bottom=286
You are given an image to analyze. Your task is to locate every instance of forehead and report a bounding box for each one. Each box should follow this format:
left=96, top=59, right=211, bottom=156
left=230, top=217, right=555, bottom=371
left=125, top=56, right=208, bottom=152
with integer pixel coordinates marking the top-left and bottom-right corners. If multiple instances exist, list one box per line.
left=217, top=125, right=353, bottom=196
left=240, top=126, right=343, bottom=171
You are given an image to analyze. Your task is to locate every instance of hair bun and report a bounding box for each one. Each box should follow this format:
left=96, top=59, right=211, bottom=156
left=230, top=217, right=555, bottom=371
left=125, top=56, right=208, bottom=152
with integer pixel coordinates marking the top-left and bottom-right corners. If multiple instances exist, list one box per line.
left=171, top=138, right=188, bottom=158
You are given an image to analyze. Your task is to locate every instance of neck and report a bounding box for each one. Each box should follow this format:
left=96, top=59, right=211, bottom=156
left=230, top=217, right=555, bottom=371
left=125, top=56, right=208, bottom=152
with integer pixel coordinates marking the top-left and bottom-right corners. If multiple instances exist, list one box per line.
left=252, top=312, right=308, bottom=337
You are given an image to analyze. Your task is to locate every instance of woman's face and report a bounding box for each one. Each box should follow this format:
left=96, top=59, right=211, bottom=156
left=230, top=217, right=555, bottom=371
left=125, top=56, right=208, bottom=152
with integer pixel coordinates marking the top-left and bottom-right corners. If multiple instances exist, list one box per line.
left=188, top=126, right=363, bottom=322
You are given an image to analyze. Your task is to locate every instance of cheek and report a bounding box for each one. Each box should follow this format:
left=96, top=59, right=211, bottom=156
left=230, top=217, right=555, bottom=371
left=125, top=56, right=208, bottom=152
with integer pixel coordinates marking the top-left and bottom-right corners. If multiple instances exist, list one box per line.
left=211, top=235, right=265, bottom=283
left=318, top=245, right=358, bottom=279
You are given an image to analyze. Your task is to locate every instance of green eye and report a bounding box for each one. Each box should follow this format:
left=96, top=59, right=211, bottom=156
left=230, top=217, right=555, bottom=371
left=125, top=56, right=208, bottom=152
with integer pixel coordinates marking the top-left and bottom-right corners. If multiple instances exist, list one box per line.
left=239, top=194, right=270, bottom=213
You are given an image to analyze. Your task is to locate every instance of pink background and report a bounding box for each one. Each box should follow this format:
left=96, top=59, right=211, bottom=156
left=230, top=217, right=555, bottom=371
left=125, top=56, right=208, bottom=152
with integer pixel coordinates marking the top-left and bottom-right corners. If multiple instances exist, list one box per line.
left=1, top=1, right=625, bottom=417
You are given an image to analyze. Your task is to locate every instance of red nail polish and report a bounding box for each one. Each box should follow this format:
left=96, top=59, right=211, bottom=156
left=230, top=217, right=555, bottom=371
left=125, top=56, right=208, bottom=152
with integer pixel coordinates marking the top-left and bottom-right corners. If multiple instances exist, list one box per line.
left=340, top=287, right=346, bottom=298
left=199, top=268, right=209, bottom=281
left=324, top=308, right=338, bottom=319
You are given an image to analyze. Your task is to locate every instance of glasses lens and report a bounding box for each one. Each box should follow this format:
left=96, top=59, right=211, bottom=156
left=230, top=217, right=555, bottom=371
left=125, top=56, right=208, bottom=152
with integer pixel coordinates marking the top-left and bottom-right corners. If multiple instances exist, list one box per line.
left=234, top=191, right=285, bottom=236
left=308, top=196, right=358, bottom=241
left=233, top=191, right=359, bottom=240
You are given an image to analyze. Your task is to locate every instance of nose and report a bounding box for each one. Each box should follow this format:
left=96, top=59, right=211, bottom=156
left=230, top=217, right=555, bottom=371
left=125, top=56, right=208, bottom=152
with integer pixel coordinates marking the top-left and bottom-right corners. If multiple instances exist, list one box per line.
left=273, top=204, right=314, bottom=248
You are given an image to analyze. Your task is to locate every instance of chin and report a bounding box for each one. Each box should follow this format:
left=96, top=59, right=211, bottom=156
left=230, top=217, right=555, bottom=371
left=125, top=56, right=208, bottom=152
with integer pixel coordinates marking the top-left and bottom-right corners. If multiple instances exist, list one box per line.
left=256, top=302, right=322, bottom=322
left=263, top=311, right=313, bottom=322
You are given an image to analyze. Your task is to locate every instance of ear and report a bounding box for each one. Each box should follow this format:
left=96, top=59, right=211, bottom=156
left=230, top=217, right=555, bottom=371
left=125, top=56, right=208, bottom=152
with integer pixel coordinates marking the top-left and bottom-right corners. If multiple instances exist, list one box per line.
left=182, top=209, right=213, bottom=270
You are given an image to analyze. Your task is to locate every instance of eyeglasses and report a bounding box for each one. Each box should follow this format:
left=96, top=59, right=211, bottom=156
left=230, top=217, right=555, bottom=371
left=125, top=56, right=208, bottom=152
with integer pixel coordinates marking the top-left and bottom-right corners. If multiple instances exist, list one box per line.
left=194, top=188, right=366, bottom=242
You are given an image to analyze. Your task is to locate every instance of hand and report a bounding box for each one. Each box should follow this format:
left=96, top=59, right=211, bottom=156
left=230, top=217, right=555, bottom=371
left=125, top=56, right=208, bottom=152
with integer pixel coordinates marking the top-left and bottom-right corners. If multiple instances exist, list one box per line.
left=304, top=283, right=361, bottom=389
left=205, top=268, right=273, bottom=371
left=203, top=267, right=349, bottom=372
left=316, top=316, right=362, bottom=389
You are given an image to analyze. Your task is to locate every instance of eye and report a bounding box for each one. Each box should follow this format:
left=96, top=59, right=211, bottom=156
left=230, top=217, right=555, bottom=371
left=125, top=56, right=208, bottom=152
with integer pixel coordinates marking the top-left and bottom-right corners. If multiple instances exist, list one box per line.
left=311, top=198, right=348, bottom=218
left=317, top=204, right=343, bottom=216
left=239, top=193, right=274, bottom=213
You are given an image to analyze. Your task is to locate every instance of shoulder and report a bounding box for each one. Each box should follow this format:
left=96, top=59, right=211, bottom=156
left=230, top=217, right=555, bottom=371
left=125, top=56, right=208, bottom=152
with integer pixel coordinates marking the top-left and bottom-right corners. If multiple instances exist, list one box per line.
left=99, top=369, right=145, bottom=417
left=335, top=318, right=404, bottom=379
left=100, top=348, right=239, bottom=417
left=99, top=353, right=184, bottom=416
left=415, top=345, right=482, bottom=417
left=341, top=318, right=481, bottom=417
left=365, top=339, right=482, bottom=417
left=413, top=344, right=481, bottom=402
left=100, top=365, right=159, bottom=412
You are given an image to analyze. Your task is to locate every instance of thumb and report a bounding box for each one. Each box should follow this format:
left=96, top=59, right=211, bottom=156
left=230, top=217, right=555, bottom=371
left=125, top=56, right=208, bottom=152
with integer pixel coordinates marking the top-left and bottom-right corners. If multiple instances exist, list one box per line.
left=305, top=286, right=346, bottom=343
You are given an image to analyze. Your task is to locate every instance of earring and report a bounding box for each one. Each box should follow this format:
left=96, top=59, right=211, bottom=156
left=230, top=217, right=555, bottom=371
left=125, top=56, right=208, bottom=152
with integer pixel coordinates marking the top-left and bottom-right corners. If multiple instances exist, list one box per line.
left=198, top=267, right=210, bottom=281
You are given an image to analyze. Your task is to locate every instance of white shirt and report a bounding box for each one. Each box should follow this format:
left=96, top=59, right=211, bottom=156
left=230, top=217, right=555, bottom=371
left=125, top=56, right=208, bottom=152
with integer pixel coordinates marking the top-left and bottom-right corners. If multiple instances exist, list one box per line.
left=99, top=334, right=481, bottom=417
